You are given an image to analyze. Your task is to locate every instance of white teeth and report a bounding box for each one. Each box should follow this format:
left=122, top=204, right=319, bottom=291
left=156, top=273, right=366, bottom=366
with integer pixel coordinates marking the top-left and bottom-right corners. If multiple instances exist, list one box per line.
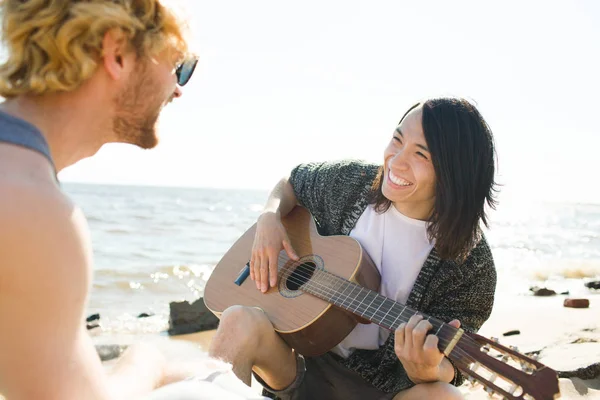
left=389, top=171, right=412, bottom=186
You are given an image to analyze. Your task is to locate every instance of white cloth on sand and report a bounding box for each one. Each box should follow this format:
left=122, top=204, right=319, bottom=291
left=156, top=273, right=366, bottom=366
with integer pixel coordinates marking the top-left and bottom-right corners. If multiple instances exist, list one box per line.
left=141, top=357, right=267, bottom=400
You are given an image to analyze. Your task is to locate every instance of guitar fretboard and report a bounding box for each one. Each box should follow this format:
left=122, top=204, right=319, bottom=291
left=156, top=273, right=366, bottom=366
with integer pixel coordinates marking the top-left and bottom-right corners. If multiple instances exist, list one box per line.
left=299, top=268, right=457, bottom=352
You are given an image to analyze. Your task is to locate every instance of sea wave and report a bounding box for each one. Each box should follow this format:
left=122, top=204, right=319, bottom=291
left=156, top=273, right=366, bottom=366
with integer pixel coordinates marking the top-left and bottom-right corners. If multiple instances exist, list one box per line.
left=93, top=264, right=214, bottom=294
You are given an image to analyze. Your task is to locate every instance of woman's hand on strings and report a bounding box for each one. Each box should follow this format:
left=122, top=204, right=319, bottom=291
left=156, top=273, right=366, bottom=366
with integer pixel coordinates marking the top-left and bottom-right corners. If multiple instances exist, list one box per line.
left=394, top=314, right=461, bottom=384
left=250, top=211, right=299, bottom=293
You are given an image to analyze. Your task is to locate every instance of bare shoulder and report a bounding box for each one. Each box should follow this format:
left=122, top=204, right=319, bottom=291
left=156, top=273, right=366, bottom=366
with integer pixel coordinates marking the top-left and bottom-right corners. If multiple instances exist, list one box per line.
left=0, top=177, right=77, bottom=216
left=0, top=179, right=104, bottom=399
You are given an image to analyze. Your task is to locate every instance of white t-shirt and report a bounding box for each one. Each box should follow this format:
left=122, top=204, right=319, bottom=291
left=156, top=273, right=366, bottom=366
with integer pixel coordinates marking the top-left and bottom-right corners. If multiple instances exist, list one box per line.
left=331, top=204, right=434, bottom=358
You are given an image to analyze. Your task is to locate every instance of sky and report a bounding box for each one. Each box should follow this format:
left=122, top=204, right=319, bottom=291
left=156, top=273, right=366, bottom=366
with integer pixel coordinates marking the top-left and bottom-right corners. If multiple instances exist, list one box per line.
left=55, top=0, right=600, bottom=204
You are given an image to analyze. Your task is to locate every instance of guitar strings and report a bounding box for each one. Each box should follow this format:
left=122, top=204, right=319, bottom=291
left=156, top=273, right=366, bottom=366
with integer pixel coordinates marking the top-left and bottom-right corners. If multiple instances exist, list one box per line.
left=278, top=263, right=527, bottom=393
left=277, top=264, right=494, bottom=379
left=273, top=261, right=535, bottom=391
left=280, top=263, right=470, bottom=351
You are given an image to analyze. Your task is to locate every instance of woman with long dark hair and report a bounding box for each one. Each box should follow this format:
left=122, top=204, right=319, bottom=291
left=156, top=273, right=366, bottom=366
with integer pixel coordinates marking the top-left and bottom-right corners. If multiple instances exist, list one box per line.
left=210, top=97, right=499, bottom=400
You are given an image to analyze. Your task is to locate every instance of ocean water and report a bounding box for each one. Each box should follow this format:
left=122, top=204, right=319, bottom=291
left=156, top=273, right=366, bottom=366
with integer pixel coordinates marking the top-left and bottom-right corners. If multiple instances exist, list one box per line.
left=62, top=183, right=600, bottom=337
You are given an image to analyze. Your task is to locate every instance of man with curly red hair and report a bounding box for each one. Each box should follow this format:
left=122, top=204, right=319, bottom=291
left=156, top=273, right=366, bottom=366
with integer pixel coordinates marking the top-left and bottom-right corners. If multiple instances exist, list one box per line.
left=0, top=1, right=215, bottom=399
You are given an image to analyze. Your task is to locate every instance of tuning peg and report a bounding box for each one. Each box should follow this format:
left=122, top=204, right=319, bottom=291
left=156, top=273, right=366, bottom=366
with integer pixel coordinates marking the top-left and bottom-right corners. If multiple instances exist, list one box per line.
left=523, top=365, right=535, bottom=374
left=485, top=387, right=495, bottom=397
left=491, top=337, right=499, bottom=343
left=519, top=360, right=536, bottom=374
left=482, top=344, right=491, bottom=353
left=470, top=362, right=481, bottom=373
left=467, top=376, right=478, bottom=386
left=509, top=345, right=520, bottom=352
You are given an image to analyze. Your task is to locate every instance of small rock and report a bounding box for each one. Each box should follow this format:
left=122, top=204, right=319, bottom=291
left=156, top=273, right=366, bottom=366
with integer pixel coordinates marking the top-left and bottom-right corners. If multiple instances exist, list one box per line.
left=558, top=362, right=600, bottom=380
left=564, top=298, right=590, bottom=308
left=86, top=323, right=100, bottom=330
left=530, top=286, right=556, bottom=296
left=137, top=312, right=154, bottom=318
left=503, top=329, right=521, bottom=337
left=168, top=297, right=220, bottom=336
left=585, top=281, right=600, bottom=290
left=560, top=291, right=570, bottom=295
left=570, top=338, right=598, bottom=344
left=86, top=313, right=100, bottom=322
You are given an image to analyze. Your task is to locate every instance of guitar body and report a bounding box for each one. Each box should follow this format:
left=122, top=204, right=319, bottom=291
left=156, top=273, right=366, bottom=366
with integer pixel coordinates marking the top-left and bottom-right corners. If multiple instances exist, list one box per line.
left=204, top=206, right=381, bottom=356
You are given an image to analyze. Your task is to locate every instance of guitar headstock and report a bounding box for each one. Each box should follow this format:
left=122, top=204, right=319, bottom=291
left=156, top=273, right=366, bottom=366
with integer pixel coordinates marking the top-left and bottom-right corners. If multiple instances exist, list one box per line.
left=451, top=332, right=560, bottom=400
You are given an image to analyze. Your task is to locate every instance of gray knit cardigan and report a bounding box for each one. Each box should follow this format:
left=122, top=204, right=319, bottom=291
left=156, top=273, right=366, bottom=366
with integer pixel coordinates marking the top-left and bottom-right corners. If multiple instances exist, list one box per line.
left=288, top=159, right=497, bottom=393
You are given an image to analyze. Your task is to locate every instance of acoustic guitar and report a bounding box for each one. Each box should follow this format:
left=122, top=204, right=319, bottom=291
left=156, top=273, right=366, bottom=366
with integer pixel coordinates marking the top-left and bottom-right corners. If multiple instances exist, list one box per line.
left=204, top=206, right=560, bottom=399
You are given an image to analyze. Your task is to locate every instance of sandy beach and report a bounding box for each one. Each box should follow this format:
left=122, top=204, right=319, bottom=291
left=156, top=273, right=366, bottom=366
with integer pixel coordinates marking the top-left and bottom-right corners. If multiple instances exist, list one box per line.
left=2, top=288, right=596, bottom=400
left=93, top=288, right=600, bottom=400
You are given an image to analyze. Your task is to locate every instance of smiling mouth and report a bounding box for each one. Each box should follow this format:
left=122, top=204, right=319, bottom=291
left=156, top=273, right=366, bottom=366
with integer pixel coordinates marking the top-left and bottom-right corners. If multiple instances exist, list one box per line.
left=388, top=170, right=413, bottom=187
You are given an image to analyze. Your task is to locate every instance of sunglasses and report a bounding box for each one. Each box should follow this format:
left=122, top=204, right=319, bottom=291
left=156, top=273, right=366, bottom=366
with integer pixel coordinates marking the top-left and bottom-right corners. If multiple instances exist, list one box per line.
left=175, top=56, right=198, bottom=86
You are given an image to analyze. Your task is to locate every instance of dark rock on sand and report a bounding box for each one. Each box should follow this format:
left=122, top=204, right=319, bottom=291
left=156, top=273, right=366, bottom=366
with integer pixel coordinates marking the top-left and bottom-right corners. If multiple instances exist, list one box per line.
left=86, top=323, right=100, bottom=330
left=137, top=312, right=154, bottom=318
left=558, top=362, right=600, bottom=380
left=564, top=298, right=590, bottom=308
left=585, top=281, right=600, bottom=290
left=571, top=338, right=598, bottom=344
left=530, top=286, right=557, bottom=296
left=86, top=313, right=100, bottom=322
left=503, top=329, right=521, bottom=336
left=168, top=297, right=219, bottom=336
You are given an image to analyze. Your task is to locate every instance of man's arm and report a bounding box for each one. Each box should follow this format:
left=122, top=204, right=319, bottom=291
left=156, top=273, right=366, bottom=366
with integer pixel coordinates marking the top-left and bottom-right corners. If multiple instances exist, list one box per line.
left=0, top=183, right=162, bottom=400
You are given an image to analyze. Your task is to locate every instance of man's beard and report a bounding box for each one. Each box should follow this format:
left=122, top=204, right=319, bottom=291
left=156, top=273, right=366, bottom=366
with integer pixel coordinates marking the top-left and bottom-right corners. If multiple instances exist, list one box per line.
left=112, top=63, right=165, bottom=149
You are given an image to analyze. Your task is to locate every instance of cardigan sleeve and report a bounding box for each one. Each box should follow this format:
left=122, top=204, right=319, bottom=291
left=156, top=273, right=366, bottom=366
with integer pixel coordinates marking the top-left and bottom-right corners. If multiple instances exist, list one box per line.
left=289, top=160, right=375, bottom=235
left=289, top=162, right=329, bottom=217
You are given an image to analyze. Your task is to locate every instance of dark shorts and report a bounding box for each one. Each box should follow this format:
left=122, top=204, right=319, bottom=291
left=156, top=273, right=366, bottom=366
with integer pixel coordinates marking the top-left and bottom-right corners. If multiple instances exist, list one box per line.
left=254, top=352, right=396, bottom=400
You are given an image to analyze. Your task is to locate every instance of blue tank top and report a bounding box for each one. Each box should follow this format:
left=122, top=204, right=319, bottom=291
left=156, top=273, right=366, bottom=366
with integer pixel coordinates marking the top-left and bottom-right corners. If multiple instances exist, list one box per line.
left=0, top=109, right=56, bottom=171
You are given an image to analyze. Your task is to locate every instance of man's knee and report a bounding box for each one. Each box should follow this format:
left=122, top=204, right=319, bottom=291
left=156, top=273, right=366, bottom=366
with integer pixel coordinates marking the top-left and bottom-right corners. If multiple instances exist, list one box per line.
left=393, top=381, right=463, bottom=400
left=209, top=305, right=273, bottom=358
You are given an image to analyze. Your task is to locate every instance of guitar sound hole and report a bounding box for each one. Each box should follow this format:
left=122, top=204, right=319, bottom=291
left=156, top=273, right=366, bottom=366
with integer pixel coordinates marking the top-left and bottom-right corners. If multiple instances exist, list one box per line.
left=286, top=262, right=316, bottom=291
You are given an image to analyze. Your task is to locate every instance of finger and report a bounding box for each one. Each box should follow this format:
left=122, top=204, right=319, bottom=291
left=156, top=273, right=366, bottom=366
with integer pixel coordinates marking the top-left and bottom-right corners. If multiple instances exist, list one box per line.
left=404, top=314, right=423, bottom=350
left=268, top=249, right=279, bottom=287
left=260, top=254, right=270, bottom=292
left=448, top=319, right=461, bottom=329
left=406, top=314, right=424, bottom=330
left=412, top=319, right=433, bottom=350
left=395, top=323, right=406, bottom=352
left=253, top=254, right=263, bottom=290
left=423, top=334, right=443, bottom=363
left=249, top=255, right=255, bottom=282
left=282, top=239, right=299, bottom=261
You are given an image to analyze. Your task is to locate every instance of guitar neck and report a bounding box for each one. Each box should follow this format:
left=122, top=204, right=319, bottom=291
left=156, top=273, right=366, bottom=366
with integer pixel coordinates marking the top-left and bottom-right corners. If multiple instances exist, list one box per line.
left=302, top=269, right=456, bottom=351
